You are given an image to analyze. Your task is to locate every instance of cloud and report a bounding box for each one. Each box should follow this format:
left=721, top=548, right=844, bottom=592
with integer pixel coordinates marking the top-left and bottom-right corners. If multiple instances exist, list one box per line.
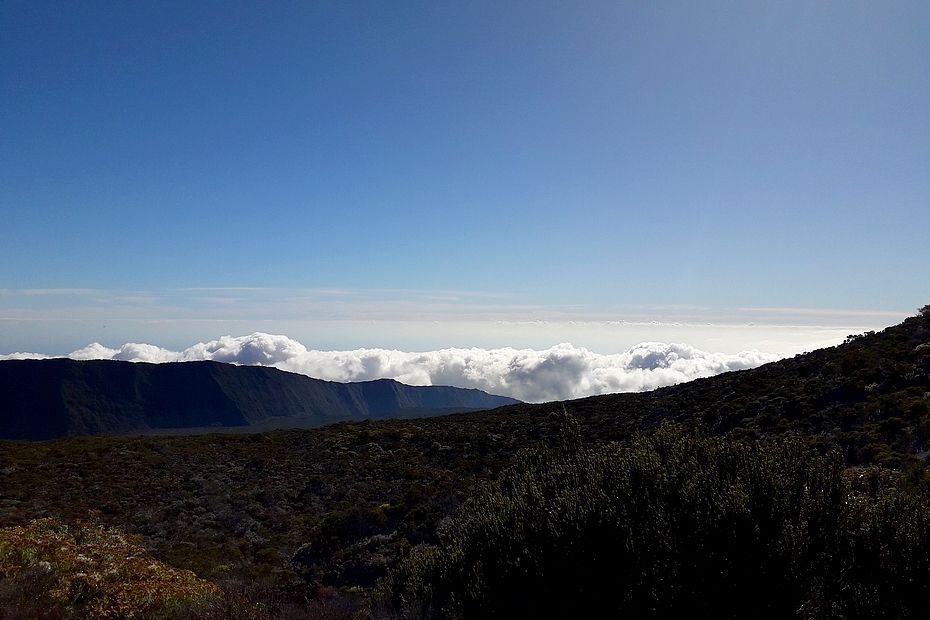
left=68, top=343, right=120, bottom=360
left=2, top=333, right=781, bottom=402
left=0, top=351, right=52, bottom=360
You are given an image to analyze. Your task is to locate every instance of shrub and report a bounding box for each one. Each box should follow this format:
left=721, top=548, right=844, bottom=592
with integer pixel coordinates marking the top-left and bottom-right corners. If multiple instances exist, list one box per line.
left=379, top=422, right=930, bottom=619
left=0, top=518, right=261, bottom=619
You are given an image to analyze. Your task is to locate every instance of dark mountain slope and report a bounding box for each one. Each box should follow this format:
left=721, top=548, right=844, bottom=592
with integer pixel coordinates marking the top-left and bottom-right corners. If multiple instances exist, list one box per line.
left=483, top=310, right=930, bottom=467
left=0, top=359, right=518, bottom=440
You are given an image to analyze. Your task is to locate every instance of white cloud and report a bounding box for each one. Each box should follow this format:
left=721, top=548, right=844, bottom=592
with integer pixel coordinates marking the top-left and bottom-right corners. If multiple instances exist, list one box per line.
left=68, top=343, right=120, bottom=360
left=68, top=342, right=182, bottom=362
left=114, top=342, right=181, bottom=363
left=2, top=333, right=781, bottom=403
left=0, top=351, right=52, bottom=360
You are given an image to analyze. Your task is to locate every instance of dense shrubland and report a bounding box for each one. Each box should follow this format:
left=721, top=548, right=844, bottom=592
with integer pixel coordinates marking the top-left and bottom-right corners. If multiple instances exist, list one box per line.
left=381, top=421, right=930, bottom=619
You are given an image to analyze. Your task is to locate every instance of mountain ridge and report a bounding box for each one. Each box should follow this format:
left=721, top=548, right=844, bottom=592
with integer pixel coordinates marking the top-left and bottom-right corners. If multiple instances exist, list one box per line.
left=0, top=358, right=519, bottom=440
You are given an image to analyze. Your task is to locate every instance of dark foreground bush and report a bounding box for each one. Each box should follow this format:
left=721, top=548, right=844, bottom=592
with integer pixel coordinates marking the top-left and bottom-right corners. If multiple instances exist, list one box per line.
left=379, top=421, right=930, bottom=619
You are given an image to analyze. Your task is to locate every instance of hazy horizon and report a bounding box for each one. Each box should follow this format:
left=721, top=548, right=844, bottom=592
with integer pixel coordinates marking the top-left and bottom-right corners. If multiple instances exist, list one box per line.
left=0, top=305, right=913, bottom=402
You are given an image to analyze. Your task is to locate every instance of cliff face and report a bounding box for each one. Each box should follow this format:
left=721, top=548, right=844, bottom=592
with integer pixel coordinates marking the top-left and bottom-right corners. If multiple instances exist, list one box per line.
left=0, top=358, right=519, bottom=440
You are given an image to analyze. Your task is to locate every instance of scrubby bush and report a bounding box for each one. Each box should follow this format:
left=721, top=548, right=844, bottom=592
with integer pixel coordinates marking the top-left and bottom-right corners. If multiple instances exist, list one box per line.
left=0, top=518, right=261, bottom=619
left=379, top=421, right=930, bottom=619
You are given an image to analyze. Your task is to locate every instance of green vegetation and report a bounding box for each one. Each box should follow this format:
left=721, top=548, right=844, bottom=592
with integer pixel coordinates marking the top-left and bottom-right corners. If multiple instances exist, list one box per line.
left=0, top=421, right=503, bottom=616
left=381, top=422, right=930, bottom=619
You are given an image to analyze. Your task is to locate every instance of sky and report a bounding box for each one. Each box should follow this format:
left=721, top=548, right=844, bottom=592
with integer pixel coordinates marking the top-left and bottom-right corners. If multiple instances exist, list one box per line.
left=1, top=2, right=928, bottom=396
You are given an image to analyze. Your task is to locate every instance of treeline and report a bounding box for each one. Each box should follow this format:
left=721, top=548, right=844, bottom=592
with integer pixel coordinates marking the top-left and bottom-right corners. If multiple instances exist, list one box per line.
left=380, top=420, right=930, bottom=619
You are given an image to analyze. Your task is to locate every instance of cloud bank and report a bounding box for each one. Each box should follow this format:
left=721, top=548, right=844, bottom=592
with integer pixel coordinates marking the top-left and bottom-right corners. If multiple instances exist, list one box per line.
left=2, top=333, right=781, bottom=403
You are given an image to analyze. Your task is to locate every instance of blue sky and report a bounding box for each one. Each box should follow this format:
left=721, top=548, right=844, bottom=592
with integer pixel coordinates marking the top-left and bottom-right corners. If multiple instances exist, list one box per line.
left=1, top=1, right=928, bottom=355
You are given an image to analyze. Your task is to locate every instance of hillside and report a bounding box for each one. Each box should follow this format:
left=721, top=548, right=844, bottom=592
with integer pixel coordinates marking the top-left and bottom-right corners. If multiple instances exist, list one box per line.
left=496, top=310, right=930, bottom=467
left=0, top=310, right=929, bottom=615
left=0, top=359, right=518, bottom=440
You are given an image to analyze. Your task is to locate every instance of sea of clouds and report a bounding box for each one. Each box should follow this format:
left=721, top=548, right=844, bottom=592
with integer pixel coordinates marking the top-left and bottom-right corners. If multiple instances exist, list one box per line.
left=1, top=333, right=781, bottom=402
